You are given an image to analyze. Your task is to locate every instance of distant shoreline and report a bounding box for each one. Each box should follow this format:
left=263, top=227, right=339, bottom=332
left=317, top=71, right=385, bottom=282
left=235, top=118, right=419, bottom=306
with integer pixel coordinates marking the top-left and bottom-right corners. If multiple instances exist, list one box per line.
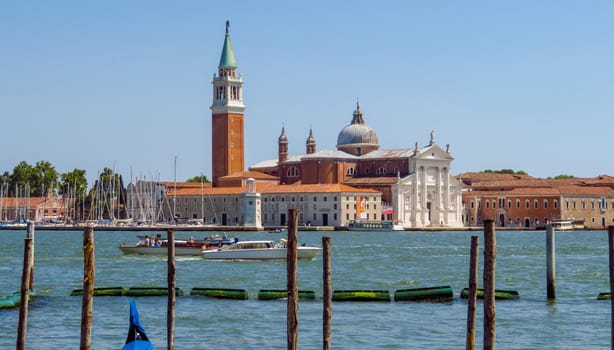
left=0, top=224, right=591, bottom=232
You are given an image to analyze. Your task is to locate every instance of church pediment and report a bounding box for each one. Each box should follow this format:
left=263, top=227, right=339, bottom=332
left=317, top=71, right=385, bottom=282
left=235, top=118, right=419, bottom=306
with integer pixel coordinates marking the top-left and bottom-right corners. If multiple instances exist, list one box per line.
left=415, top=144, right=454, bottom=161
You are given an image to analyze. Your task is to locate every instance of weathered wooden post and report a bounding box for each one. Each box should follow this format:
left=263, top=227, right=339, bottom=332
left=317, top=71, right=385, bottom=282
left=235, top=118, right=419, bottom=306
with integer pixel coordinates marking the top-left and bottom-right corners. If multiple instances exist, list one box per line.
left=80, top=226, right=95, bottom=350
left=546, top=224, right=556, bottom=299
left=483, top=219, right=496, bottom=350
left=16, top=222, right=35, bottom=350
left=167, top=229, right=176, bottom=350
left=323, top=236, right=332, bottom=350
left=608, top=225, right=614, bottom=349
left=466, top=235, right=479, bottom=350
left=28, top=222, right=35, bottom=291
left=287, top=209, right=299, bottom=350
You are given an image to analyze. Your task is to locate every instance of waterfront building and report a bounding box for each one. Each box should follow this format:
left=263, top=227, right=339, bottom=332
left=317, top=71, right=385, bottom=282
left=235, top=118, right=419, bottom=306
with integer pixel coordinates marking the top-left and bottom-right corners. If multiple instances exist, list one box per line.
left=0, top=189, right=66, bottom=223
left=147, top=175, right=380, bottom=228
left=250, top=104, right=464, bottom=228
left=460, top=173, right=614, bottom=229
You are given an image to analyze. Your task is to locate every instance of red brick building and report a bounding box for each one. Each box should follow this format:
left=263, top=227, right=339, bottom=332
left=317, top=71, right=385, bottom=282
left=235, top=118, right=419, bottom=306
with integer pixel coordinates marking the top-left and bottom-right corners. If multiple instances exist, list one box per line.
left=460, top=173, right=614, bottom=229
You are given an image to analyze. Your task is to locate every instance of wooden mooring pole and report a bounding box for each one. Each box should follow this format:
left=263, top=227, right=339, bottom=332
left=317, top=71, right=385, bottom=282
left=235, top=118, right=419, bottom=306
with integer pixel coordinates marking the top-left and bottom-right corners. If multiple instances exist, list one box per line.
left=80, top=226, right=95, bottom=350
left=483, top=219, right=496, bottom=350
left=546, top=224, right=556, bottom=299
left=16, top=222, right=35, bottom=350
left=287, top=209, right=299, bottom=350
left=608, top=226, right=614, bottom=350
left=323, top=236, right=332, bottom=350
left=466, top=235, right=479, bottom=350
left=167, top=229, right=176, bottom=350
left=28, top=222, right=35, bottom=291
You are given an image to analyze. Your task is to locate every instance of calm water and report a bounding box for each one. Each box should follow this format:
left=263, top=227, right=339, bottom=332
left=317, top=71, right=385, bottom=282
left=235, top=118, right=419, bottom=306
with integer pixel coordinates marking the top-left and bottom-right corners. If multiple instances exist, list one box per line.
left=0, top=229, right=611, bottom=349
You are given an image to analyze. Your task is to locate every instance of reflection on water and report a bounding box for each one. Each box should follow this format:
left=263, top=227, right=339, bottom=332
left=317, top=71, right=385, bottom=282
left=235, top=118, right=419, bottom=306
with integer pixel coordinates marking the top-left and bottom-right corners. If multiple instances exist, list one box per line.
left=0, top=229, right=611, bottom=349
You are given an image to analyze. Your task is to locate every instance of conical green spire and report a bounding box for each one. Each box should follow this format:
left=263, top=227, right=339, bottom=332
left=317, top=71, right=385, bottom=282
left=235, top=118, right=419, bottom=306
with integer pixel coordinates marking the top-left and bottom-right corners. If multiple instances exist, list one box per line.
left=219, top=20, right=237, bottom=68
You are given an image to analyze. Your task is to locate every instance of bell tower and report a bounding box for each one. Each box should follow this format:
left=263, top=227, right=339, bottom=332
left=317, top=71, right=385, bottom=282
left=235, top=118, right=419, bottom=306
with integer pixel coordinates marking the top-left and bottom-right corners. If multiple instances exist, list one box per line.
left=211, top=21, right=245, bottom=187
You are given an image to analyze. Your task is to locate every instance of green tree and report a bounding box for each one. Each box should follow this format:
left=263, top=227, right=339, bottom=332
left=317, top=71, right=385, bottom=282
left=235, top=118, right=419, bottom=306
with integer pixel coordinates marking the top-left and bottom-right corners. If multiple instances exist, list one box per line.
left=187, top=175, right=210, bottom=183
left=553, top=174, right=576, bottom=179
left=33, top=160, right=59, bottom=196
left=9, top=161, right=36, bottom=196
left=60, top=169, right=88, bottom=197
left=90, top=167, right=125, bottom=220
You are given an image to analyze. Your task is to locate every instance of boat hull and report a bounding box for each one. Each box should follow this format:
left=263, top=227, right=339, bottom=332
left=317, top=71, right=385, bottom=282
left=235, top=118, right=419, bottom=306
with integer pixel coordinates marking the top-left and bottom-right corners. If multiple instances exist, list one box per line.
left=119, top=244, right=204, bottom=256
left=202, top=247, right=321, bottom=260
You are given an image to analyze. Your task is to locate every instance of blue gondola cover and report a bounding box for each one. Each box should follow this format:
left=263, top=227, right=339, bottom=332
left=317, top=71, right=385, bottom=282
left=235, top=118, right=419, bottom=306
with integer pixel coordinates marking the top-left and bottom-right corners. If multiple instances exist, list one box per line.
left=121, top=299, right=154, bottom=350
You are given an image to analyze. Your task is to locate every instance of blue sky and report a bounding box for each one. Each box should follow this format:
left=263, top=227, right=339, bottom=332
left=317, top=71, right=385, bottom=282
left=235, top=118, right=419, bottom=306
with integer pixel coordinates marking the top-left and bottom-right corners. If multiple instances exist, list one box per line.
left=1, top=1, right=612, bottom=185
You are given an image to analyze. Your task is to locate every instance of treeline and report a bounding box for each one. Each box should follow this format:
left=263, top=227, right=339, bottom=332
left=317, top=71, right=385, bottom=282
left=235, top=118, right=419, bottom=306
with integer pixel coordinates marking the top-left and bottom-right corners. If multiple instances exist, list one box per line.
left=482, top=169, right=576, bottom=179
left=1, top=160, right=90, bottom=198
left=1, top=161, right=127, bottom=221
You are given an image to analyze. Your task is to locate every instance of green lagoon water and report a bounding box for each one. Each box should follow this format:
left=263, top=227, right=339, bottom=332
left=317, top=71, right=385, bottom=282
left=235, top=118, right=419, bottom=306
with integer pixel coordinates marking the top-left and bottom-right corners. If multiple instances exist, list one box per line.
left=0, top=229, right=611, bottom=349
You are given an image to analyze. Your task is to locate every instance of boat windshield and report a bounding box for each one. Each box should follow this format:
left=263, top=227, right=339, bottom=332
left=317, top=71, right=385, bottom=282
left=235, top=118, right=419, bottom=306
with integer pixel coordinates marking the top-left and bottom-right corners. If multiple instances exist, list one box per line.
left=228, top=241, right=273, bottom=249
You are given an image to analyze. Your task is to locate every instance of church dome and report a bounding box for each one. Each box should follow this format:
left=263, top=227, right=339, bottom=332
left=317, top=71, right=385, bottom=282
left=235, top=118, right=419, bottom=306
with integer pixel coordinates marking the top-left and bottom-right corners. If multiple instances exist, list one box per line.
left=336, top=103, right=379, bottom=155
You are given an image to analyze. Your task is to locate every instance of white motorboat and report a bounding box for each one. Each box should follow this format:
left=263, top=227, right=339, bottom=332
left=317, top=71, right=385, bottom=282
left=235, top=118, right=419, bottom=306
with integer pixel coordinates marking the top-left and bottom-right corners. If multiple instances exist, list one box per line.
left=347, top=220, right=404, bottom=231
left=202, top=240, right=321, bottom=260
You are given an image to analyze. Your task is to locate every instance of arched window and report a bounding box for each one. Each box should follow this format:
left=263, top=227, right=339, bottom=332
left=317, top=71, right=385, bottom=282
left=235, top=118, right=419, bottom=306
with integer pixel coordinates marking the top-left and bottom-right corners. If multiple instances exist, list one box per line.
left=346, top=167, right=356, bottom=176
left=286, top=166, right=299, bottom=177
left=376, top=167, right=387, bottom=175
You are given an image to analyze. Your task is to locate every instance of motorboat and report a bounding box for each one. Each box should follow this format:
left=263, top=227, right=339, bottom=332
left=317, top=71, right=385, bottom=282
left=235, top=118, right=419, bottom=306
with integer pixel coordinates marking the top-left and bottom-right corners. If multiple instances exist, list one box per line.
left=347, top=220, right=404, bottom=231
left=202, top=239, right=321, bottom=260
left=119, top=239, right=206, bottom=256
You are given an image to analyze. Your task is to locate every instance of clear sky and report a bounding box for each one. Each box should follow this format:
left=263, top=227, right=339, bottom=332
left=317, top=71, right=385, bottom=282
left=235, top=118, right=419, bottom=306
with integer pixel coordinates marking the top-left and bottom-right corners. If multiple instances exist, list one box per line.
left=1, top=1, right=612, bottom=186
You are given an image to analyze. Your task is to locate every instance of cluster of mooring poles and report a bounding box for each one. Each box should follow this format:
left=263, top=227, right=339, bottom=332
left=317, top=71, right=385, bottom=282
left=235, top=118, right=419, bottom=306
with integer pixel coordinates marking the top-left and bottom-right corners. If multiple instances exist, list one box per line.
left=12, top=215, right=614, bottom=349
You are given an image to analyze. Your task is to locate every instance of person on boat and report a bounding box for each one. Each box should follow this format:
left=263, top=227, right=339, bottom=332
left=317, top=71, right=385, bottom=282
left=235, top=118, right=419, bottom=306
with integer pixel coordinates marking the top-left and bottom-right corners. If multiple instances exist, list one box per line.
left=145, top=235, right=150, bottom=247
left=154, top=239, right=161, bottom=247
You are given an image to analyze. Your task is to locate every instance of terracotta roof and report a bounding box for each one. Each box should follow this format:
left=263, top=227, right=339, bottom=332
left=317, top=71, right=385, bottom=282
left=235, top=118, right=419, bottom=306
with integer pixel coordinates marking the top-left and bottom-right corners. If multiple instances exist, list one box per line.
left=219, top=171, right=279, bottom=180
left=558, top=185, right=614, bottom=196
left=457, top=172, right=536, bottom=183
left=166, top=186, right=247, bottom=196
left=0, top=197, right=65, bottom=207
left=158, top=181, right=212, bottom=189
left=259, top=182, right=380, bottom=194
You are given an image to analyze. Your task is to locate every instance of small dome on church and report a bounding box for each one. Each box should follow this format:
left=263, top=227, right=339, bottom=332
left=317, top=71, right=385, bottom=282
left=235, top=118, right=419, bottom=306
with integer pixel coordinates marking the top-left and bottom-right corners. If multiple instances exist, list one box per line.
left=336, top=103, right=379, bottom=154
left=306, top=128, right=315, bottom=144
left=278, top=126, right=288, bottom=142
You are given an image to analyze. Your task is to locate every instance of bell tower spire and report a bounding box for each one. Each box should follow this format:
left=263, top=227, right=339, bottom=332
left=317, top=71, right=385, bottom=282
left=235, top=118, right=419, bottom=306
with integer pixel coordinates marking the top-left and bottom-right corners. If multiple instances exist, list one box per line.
left=306, top=127, right=316, bottom=154
left=211, top=21, right=245, bottom=187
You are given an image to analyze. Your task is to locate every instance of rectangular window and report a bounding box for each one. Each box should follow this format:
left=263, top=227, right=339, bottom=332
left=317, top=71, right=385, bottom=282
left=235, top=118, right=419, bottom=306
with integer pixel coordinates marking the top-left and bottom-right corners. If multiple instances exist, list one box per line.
left=544, top=200, right=548, bottom=209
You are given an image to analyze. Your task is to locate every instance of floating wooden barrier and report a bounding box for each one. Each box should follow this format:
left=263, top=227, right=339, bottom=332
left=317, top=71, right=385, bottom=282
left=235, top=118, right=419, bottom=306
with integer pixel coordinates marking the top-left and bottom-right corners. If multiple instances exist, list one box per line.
left=190, top=288, right=248, bottom=300
left=597, top=292, right=611, bottom=300
left=394, top=285, right=454, bottom=302
left=257, top=289, right=316, bottom=300
left=460, top=288, right=519, bottom=300
left=125, top=287, right=184, bottom=297
left=332, top=290, right=391, bottom=302
left=70, top=287, right=126, bottom=296
left=0, top=291, right=36, bottom=310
